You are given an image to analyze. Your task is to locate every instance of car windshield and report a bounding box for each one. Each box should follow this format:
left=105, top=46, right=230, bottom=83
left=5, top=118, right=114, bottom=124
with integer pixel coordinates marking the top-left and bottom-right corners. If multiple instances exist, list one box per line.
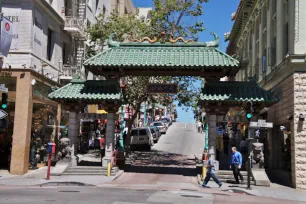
left=153, top=123, right=163, bottom=126
left=131, top=129, right=138, bottom=136
left=139, top=129, right=147, bottom=136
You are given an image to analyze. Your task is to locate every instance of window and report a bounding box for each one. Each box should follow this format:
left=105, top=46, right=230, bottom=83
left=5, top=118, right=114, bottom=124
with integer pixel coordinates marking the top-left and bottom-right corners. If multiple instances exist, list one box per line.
left=283, top=22, right=289, bottom=57
left=255, top=19, right=259, bottom=41
left=262, top=4, right=267, bottom=29
left=272, top=0, right=277, bottom=15
left=62, top=43, right=66, bottom=64
left=117, top=0, right=120, bottom=12
left=270, top=18, right=277, bottom=66
left=47, top=29, right=53, bottom=61
left=96, top=0, right=99, bottom=11
left=243, top=38, right=248, bottom=59
left=262, top=32, right=267, bottom=73
left=283, top=1, right=289, bottom=57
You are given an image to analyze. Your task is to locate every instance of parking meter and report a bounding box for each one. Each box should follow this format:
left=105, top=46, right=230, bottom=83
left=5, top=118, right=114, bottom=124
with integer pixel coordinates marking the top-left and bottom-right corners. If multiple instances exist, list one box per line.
left=47, top=142, right=56, bottom=154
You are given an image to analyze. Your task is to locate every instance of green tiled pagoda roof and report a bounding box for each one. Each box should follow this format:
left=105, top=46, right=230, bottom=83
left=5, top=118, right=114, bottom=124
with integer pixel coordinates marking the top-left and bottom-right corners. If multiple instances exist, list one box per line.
left=48, top=79, right=122, bottom=103
left=84, top=44, right=239, bottom=69
left=200, top=81, right=278, bottom=104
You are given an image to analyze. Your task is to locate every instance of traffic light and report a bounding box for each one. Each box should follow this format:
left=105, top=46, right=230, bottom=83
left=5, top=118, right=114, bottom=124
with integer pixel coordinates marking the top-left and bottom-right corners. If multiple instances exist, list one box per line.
left=246, top=101, right=255, bottom=121
left=1, top=93, right=8, bottom=109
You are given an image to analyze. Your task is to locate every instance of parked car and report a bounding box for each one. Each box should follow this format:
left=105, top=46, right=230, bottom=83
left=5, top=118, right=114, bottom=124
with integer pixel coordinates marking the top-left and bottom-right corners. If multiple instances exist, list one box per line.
left=152, top=122, right=167, bottom=134
left=149, top=126, right=160, bottom=143
left=161, top=118, right=170, bottom=127
left=130, top=127, right=154, bottom=150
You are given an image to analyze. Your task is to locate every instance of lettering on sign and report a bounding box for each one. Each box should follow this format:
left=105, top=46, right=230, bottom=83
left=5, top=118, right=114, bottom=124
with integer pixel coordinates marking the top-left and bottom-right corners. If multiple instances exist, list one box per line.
left=147, top=83, right=177, bottom=94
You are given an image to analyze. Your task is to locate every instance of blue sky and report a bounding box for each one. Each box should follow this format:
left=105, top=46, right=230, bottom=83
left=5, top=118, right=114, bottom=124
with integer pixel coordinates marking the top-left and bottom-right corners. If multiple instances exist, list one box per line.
left=133, top=0, right=240, bottom=123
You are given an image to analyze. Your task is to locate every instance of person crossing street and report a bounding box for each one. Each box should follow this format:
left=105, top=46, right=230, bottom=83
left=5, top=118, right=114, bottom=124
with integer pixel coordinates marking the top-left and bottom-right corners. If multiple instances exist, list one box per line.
left=200, top=153, right=222, bottom=188
left=230, top=147, right=244, bottom=184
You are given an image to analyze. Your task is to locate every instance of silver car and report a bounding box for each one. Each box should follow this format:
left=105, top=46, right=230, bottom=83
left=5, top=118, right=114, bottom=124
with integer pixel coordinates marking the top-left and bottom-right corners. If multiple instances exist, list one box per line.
left=130, top=127, right=154, bottom=150
left=152, top=122, right=167, bottom=134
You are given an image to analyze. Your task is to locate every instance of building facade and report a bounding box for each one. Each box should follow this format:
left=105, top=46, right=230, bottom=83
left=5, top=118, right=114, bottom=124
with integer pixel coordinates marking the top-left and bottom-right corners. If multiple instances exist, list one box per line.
left=0, top=0, right=136, bottom=174
left=227, top=0, right=306, bottom=189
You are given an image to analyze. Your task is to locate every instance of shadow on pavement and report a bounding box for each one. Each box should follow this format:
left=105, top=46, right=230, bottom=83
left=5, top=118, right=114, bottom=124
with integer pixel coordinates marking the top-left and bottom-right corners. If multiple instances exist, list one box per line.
left=125, top=149, right=198, bottom=176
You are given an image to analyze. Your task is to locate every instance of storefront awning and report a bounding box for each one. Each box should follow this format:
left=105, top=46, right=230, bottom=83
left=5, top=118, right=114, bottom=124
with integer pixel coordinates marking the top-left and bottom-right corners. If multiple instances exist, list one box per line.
left=48, top=79, right=122, bottom=104
left=199, top=81, right=278, bottom=105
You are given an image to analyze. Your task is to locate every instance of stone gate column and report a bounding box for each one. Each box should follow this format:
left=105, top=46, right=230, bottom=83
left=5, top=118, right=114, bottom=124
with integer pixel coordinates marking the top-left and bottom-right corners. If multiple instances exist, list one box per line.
left=68, top=111, right=79, bottom=156
left=208, top=114, right=217, bottom=160
left=102, top=113, right=116, bottom=167
left=10, top=72, right=33, bottom=175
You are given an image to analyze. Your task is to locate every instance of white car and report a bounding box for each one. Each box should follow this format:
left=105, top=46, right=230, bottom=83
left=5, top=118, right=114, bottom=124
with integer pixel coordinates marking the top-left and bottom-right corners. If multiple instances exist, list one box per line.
left=152, top=122, right=167, bottom=134
left=130, top=127, right=154, bottom=150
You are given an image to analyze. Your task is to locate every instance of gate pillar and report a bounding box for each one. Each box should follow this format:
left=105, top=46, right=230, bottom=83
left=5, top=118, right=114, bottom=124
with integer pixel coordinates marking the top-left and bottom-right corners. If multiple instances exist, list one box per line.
left=102, top=112, right=116, bottom=167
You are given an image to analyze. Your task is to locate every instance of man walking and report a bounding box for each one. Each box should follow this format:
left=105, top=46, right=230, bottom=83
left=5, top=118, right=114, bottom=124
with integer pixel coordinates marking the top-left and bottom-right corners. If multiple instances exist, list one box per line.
left=200, top=153, right=222, bottom=188
left=230, top=147, right=244, bottom=184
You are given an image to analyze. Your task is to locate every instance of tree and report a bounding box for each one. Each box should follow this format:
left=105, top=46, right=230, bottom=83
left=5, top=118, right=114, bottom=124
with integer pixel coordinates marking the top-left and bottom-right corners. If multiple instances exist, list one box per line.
left=150, top=0, right=209, bottom=40
left=87, top=1, right=209, bottom=152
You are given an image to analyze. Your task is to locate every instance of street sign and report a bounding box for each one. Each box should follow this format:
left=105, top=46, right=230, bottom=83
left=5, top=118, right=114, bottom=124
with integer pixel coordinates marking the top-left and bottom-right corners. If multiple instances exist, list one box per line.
left=147, top=83, right=177, bottom=94
left=249, top=119, right=273, bottom=128
left=0, top=84, right=8, bottom=93
left=0, top=109, right=8, bottom=119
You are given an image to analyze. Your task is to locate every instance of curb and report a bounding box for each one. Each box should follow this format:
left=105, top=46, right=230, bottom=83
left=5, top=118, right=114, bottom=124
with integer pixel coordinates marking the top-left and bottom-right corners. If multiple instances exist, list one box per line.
left=112, top=170, right=124, bottom=181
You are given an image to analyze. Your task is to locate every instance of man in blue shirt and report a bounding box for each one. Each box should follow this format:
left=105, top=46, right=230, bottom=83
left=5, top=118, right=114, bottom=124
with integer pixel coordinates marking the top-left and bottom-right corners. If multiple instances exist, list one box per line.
left=200, top=153, right=222, bottom=188
left=230, top=146, right=244, bottom=184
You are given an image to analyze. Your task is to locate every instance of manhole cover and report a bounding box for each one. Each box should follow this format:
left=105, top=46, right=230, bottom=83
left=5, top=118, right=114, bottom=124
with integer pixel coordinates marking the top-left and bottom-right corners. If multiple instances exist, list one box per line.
left=58, top=191, right=80, bottom=193
left=180, top=195, right=202, bottom=198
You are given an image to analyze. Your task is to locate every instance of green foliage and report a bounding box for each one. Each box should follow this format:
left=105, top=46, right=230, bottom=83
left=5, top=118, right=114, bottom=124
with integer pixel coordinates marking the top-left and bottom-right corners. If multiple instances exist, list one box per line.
left=88, top=10, right=153, bottom=47
left=150, top=0, right=209, bottom=40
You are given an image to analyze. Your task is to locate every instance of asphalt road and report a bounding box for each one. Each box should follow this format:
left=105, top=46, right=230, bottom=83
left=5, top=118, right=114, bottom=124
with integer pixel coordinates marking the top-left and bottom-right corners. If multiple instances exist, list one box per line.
left=111, top=122, right=204, bottom=186
left=0, top=186, right=304, bottom=204
left=153, top=122, right=204, bottom=156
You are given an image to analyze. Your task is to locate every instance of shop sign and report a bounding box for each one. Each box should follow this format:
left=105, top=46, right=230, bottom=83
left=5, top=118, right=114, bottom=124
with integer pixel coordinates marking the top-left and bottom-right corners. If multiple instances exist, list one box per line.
left=3, top=6, right=21, bottom=50
left=0, top=17, right=13, bottom=57
left=249, top=119, right=273, bottom=128
left=147, top=83, right=177, bottom=94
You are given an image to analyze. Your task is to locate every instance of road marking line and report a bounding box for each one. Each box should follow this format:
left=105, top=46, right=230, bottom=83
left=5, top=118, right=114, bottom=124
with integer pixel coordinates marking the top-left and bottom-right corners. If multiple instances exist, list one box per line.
left=185, top=123, right=186, bottom=129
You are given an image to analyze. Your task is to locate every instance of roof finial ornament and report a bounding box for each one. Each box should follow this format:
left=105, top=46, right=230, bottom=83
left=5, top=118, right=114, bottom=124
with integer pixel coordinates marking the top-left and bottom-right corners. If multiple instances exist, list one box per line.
left=206, top=32, right=220, bottom=47
left=108, top=33, right=120, bottom=47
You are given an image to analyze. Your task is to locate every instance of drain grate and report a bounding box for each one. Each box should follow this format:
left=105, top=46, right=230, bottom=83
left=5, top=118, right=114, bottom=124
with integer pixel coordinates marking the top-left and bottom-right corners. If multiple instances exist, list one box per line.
left=180, top=195, right=202, bottom=198
left=58, top=191, right=80, bottom=193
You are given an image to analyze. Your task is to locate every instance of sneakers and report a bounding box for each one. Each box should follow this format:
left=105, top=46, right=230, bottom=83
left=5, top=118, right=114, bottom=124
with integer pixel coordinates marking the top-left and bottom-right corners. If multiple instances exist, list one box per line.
left=200, top=184, right=207, bottom=188
left=219, top=183, right=223, bottom=188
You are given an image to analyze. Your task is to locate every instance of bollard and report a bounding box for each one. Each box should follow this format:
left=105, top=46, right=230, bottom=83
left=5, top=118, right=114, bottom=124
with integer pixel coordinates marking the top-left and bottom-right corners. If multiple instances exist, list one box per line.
left=46, top=143, right=56, bottom=180
left=46, top=154, right=52, bottom=180
left=107, top=160, right=111, bottom=177
left=202, top=152, right=207, bottom=181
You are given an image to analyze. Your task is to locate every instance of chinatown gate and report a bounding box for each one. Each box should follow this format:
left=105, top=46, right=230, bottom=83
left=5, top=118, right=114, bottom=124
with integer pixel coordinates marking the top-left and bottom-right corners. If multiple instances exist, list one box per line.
left=48, top=32, right=277, bottom=169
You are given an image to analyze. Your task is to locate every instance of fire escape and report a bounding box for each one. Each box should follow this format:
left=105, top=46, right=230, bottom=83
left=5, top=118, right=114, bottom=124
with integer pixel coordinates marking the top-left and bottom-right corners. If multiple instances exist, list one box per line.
left=60, top=0, right=87, bottom=84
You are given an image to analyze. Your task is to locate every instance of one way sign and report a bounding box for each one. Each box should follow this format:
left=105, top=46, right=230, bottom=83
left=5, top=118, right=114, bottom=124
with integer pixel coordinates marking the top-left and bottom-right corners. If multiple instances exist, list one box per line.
left=0, top=110, right=8, bottom=119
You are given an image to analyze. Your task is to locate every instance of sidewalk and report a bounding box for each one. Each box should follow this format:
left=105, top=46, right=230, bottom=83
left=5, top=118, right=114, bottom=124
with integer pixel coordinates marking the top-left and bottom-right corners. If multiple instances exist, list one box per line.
left=197, top=175, right=306, bottom=202
left=0, top=167, right=119, bottom=186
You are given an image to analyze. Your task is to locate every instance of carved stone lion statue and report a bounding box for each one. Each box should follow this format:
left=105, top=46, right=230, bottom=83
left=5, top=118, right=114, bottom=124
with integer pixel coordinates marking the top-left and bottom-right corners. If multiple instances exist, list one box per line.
left=250, top=142, right=265, bottom=168
left=57, top=137, right=73, bottom=161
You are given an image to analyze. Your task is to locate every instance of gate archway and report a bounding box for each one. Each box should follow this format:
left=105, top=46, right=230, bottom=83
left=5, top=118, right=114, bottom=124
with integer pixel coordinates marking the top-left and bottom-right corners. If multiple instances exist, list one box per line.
left=48, top=33, right=277, bottom=176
